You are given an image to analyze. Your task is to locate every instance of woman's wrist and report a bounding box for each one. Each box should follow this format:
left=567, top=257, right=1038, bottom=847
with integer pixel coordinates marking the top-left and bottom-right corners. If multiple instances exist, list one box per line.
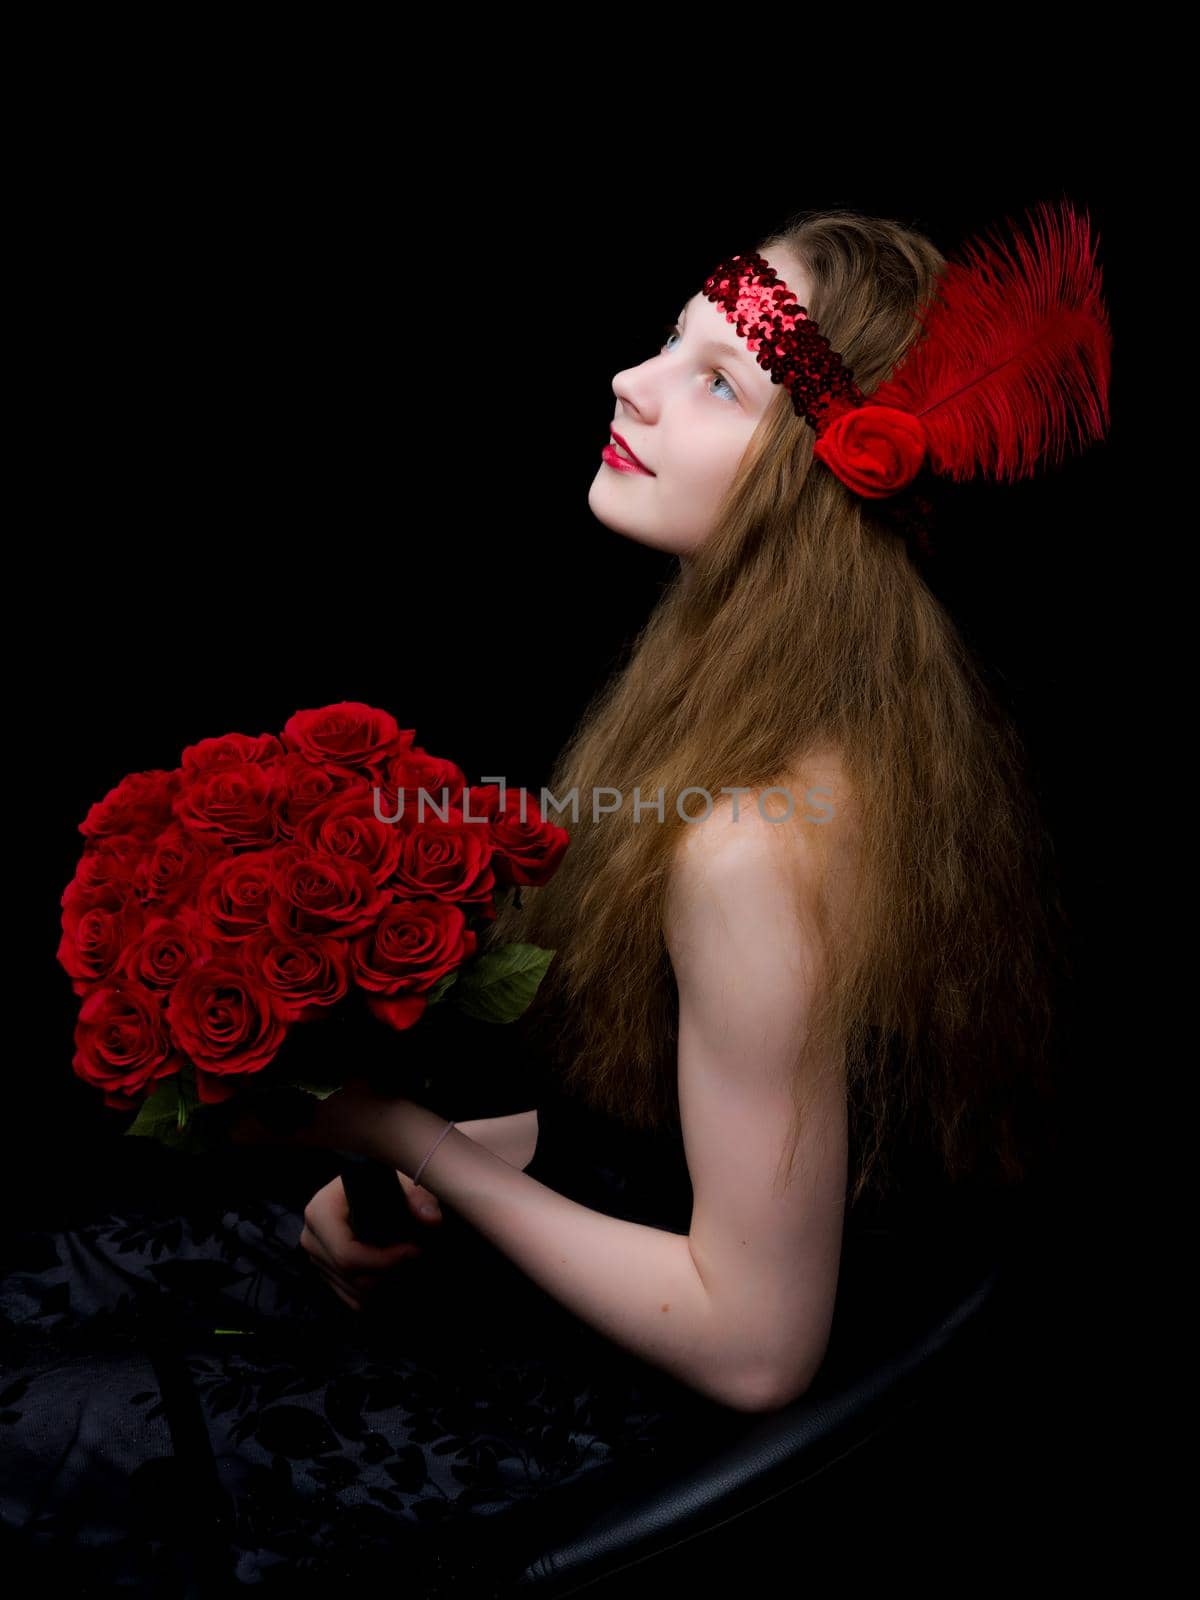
left=376, top=1097, right=459, bottom=1179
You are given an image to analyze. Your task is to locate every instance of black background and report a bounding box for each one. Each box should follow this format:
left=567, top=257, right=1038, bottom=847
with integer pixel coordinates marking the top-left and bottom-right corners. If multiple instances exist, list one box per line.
left=12, top=107, right=1143, bottom=1579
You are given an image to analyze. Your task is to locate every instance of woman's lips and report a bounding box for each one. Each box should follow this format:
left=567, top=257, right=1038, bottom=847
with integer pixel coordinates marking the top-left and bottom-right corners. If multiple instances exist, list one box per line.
left=601, top=443, right=654, bottom=476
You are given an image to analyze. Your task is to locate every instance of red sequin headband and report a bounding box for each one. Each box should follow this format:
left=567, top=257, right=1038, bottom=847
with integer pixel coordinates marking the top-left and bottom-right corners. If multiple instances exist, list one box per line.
left=696, top=198, right=1113, bottom=503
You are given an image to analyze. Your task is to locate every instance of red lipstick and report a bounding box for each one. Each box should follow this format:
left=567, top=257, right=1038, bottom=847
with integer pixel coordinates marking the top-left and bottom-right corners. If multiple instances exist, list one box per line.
left=603, top=430, right=654, bottom=476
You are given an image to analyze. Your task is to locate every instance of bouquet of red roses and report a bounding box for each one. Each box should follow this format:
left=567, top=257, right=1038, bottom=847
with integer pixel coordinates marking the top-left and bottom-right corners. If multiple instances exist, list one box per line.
left=57, top=701, right=568, bottom=1168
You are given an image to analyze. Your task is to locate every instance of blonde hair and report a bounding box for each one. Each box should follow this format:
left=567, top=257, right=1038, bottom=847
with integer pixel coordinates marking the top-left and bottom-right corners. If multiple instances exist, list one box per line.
left=485, top=206, right=1068, bottom=1215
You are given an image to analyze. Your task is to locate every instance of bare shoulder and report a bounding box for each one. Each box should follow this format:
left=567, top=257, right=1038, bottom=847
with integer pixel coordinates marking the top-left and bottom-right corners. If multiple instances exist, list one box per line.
left=667, top=749, right=860, bottom=974
left=666, top=788, right=822, bottom=987
left=672, top=749, right=856, bottom=891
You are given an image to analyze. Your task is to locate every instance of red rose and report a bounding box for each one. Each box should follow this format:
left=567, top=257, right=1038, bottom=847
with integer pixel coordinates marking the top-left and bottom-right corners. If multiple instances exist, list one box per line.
left=166, top=959, right=289, bottom=1100
left=118, top=912, right=214, bottom=993
left=812, top=403, right=927, bottom=499
left=58, top=898, right=145, bottom=994
left=131, top=823, right=224, bottom=911
left=267, top=849, right=388, bottom=941
left=63, top=841, right=141, bottom=915
left=467, top=784, right=571, bottom=887
left=352, top=899, right=477, bottom=1031
left=242, top=928, right=351, bottom=1021
left=282, top=702, right=414, bottom=781
left=79, top=770, right=179, bottom=842
left=276, top=753, right=365, bottom=832
left=295, top=788, right=406, bottom=885
left=379, top=746, right=467, bottom=816
left=181, top=732, right=285, bottom=772
left=72, top=982, right=182, bottom=1111
left=386, top=816, right=495, bottom=912
left=172, top=761, right=289, bottom=851
left=195, top=851, right=280, bottom=942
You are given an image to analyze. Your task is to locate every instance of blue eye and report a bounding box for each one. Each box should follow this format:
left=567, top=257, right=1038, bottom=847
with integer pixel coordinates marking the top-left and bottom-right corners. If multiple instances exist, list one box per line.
left=659, top=322, right=738, bottom=402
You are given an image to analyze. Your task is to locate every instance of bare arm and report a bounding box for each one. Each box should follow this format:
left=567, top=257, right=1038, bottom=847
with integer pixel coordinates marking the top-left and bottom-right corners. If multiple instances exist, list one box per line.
left=376, top=1104, right=742, bottom=1407
left=664, top=798, right=848, bottom=1408
left=449, top=1109, right=539, bottom=1170
left=372, top=804, right=845, bottom=1415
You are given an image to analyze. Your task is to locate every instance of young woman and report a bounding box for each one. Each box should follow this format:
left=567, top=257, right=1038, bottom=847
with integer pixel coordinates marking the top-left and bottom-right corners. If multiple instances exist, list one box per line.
left=1, top=204, right=1101, bottom=1593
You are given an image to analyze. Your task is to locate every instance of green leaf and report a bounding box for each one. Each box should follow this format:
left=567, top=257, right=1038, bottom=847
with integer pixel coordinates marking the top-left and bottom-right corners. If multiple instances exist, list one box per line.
left=125, top=1077, right=224, bottom=1157
left=126, top=1078, right=185, bottom=1141
left=424, top=971, right=458, bottom=1006
left=450, top=943, right=555, bottom=1024
left=285, top=1080, right=342, bottom=1101
left=175, top=1067, right=199, bottom=1131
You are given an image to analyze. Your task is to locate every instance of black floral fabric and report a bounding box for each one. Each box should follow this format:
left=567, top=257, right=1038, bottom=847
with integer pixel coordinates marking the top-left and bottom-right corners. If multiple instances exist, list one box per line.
left=0, top=1078, right=744, bottom=1597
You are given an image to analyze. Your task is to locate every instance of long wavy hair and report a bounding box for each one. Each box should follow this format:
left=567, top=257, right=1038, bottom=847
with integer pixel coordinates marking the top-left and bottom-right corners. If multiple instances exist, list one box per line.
left=485, top=206, right=1070, bottom=1216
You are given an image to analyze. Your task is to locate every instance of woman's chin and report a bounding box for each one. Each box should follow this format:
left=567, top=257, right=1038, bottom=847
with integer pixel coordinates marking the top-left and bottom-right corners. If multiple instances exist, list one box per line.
left=588, top=487, right=653, bottom=548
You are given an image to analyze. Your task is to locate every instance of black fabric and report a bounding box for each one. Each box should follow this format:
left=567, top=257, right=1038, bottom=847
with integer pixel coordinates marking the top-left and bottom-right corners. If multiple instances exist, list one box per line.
left=0, top=1072, right=742, bottom=1596
left=0, top=1062, right=1013, bottom=1595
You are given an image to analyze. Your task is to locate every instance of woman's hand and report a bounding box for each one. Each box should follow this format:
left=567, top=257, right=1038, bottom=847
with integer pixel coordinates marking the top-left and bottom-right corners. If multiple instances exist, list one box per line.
left=300, top=1169, right=443, bottom=1312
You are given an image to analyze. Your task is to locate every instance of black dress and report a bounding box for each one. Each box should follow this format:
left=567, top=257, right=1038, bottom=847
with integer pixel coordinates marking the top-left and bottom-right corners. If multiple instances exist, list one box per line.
left=0, top=1068, right=746, bottom=1597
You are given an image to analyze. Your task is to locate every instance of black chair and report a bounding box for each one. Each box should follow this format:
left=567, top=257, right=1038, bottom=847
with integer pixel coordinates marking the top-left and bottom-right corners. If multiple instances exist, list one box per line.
left=492, top=1186, right=1039, bottom=1596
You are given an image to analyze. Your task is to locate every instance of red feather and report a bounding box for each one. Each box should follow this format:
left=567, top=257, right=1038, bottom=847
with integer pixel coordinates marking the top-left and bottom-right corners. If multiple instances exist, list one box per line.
left=872, top=197, right=1113, bottom=484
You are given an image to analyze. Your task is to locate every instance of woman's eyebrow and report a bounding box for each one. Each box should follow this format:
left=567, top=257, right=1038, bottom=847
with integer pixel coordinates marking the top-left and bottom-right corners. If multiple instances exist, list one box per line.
left=675, top=302, right=759, bottom=375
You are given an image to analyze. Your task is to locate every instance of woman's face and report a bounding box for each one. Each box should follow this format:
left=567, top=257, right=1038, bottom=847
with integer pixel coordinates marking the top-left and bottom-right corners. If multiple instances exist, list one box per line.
left=588, top=247, right=814, bottom=557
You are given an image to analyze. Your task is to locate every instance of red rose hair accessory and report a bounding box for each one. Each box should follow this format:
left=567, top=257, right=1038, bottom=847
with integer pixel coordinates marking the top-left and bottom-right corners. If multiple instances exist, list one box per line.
left=698, top=197, right=1113, bottom=502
